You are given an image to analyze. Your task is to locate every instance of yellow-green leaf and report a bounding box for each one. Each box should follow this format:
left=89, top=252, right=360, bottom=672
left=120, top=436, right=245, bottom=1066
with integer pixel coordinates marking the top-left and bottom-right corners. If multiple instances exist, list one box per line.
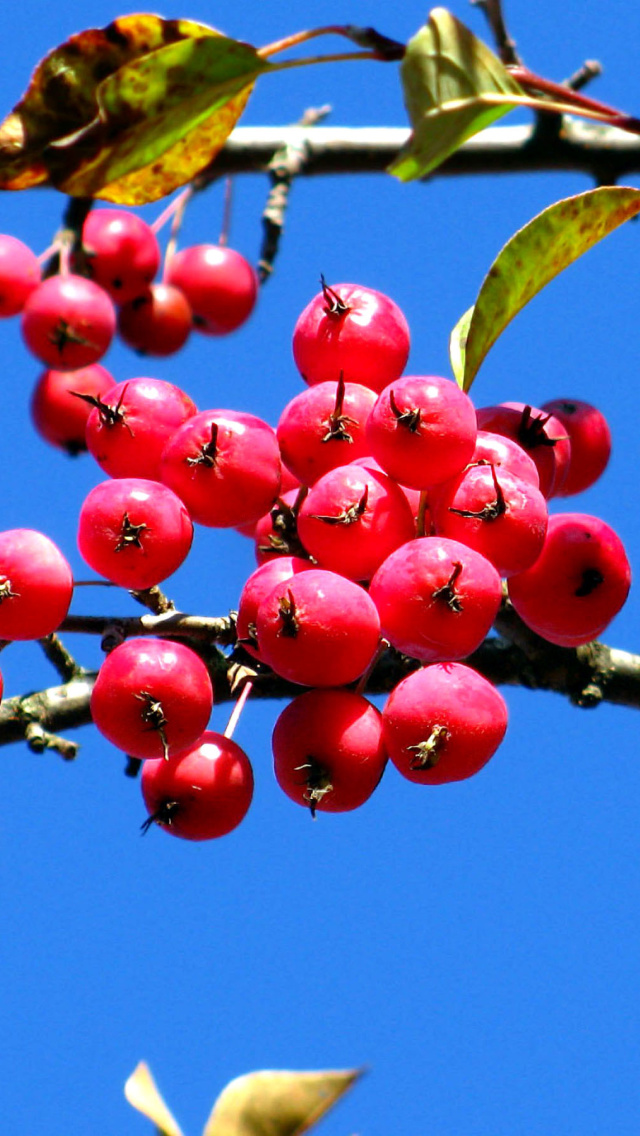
left=202, top=1068, right=362, bottom=1136
left=0, top=15, right=267, bottom=203
left=389, top=7, right=524, bottom=181
left=0, top=15, right=216, bottom=191
left=449, top=186, right=640, bottom=392
left=124, top=1061, right=185, bottom=1136
left=53, top=34, right=268, bottom=202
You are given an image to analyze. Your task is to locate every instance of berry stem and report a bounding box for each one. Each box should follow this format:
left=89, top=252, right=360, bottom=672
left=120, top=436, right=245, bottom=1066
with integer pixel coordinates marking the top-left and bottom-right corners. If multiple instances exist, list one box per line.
left=219, top=177, right=234, bottom=247
left=224, top=679, right=254, bottom=739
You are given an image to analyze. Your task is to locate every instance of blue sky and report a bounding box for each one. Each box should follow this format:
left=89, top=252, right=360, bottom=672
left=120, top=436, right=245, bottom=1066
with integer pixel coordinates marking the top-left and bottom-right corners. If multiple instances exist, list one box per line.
left=1, top=3, right=640, bottom=1134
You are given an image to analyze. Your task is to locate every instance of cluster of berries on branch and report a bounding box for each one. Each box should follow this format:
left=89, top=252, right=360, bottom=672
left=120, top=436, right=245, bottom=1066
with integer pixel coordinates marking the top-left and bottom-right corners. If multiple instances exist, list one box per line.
left=0, top=205, right=628, bottom=840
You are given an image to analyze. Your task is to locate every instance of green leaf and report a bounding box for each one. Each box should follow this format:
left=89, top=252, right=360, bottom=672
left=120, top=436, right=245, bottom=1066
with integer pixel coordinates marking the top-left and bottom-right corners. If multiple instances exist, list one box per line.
left=124, top=1061, right=185, bottom=1136
left=54, top=34, right=269, bottom=202
left=449, top=186, right=640, bottom=392
left=388, top=7, right=524, bottom=181
left=202, top=1068, right=362, bottom=1136
left=0, top=15, right=267, bottom=203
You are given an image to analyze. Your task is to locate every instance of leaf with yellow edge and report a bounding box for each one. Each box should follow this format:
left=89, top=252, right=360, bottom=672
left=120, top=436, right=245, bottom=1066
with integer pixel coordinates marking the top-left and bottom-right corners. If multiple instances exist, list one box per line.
left=202, top=1068, right=362, bottom=1136
left=0, top=15, right=217, bottom=191
left=0, top=15, right=267, bottom=203
left=52, top=34, right=269, bottom=203
left=125, top=1061, right=185, bottom=1136
left=449, top=185, right=640, bottom=392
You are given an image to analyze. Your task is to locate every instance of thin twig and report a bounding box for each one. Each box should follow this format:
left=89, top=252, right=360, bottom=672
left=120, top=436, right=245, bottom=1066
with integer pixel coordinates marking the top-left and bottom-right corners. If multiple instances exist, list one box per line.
left=258, top=104, right=332, bottom=283
left=471, top=0, right=521, bottom=67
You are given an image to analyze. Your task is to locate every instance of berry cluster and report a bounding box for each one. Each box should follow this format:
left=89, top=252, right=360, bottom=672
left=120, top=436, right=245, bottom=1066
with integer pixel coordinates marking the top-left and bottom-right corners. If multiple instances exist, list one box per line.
left=0, top=212, right=259, bottom=457
left=0, top=227, right=628, bottom=840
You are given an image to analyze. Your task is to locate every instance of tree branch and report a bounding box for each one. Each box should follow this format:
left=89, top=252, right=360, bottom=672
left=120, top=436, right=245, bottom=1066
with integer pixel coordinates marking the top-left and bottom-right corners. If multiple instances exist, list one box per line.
left=1, top=610, right=640, bottom=754
left=213, top=121, right=640, bottom=183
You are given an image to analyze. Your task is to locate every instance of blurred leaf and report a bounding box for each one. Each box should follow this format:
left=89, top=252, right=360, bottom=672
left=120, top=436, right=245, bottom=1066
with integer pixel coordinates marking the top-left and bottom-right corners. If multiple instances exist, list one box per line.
left=388, top=7, right=523, bottom=181
left=125, top=1061, right=185, bottom=1136
left=0, top=15, right=266, bottom=203
left=0, top=15, right=212, bottom=189
left=449, top=305, right=473, bottom=388
left=449, top=186, right=640, bottom=391
left=202, top=1068, right=362, bottom=1136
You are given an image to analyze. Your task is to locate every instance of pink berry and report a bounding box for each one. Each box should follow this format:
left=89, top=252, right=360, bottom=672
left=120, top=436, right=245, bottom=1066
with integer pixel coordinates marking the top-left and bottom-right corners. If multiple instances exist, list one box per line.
left=277, top=377, right=377, bottom=485
left=476, top=403, right=571, bottom=498
left=369, top=536, right=502, bottom=662
left=297, top=462, right=416, bottom=581
left=77, top=478, right=193, bottom=590
left=366, top=374, right=477, bottom=489
left=117, top=283, right=192, bottom=356
left=292, top=279, right=410, bottom=392
left=236, top=556, right=312, bottom=659
left=382, top=663, right=508, bottom=784
left=256, top=568, right=381, bottom=687
left=141, top=731, right=254, bottom=840
left=472, top=431, right=540, bottom=488
left=91, top=638, right=213, bottom=759
left=160, top=409, right=281, bottom=528
left=165, top=244, right=258, bottom=335
left=507, top=513, right=631, bottom=646
left=272, top=689, right=387, bottom=814
left=21, top=274, right=116, bottom=370
left=82, top=208, right=160, bottom=304
left=85, top=377, right=197, bottom=482
left=541, top=398, right=612, bottom=496
left=0, top=234, right=40, bottom=316
left=430, top=463, right=548, bottom=577
left=30, top=363, right=114, bottom=454
left=0, top=529, right=73, bottom=640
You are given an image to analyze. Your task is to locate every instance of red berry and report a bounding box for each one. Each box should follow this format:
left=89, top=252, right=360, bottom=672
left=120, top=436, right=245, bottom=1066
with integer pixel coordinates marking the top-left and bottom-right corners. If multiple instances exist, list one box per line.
left=141, top=731, right=254, bottom=840
left=507, top=513, right=631, bottom=645
left=21, top=274, right=116, bottom=370
left=0, top=529, right=73, bottom=640
left=292, top=280, right=410, bottom=392
left=272, top=689, right=387, bottom=814
left=472, top=431, right=540, bottom=488
left=541, top=398, right=612, bottom=496
left=30, top=363, right=114, bottom=454
left=91, top=638, right=213, bottom=759
left=382, top=663, right=508, bottom=784
left=165, top=244, right=258, bottom=335
left=256, top=568, right=381, bottom=687
left=297, top=463, right=416, bottom=581
left=85, top=377, right=197, bottom=481
left=77, top=478, right=193, bottom=590
left=236, top=556, right=312, bottom=659
left=82, top=208, right=160, bottom=304
left=476, top=403, right=570, bottom=498
left=160, top=409, right=281, bottom=528
left=366, top=375, right=477, bottom=489
left=369, top=536, right=502, bottom=662
left=0, top=234, right=40, bottom=316
left=277, top=377, right=377, bottom=485
left=117, top=283, right=192, bottom=356
left=430, top=463, right=548, bottom=577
